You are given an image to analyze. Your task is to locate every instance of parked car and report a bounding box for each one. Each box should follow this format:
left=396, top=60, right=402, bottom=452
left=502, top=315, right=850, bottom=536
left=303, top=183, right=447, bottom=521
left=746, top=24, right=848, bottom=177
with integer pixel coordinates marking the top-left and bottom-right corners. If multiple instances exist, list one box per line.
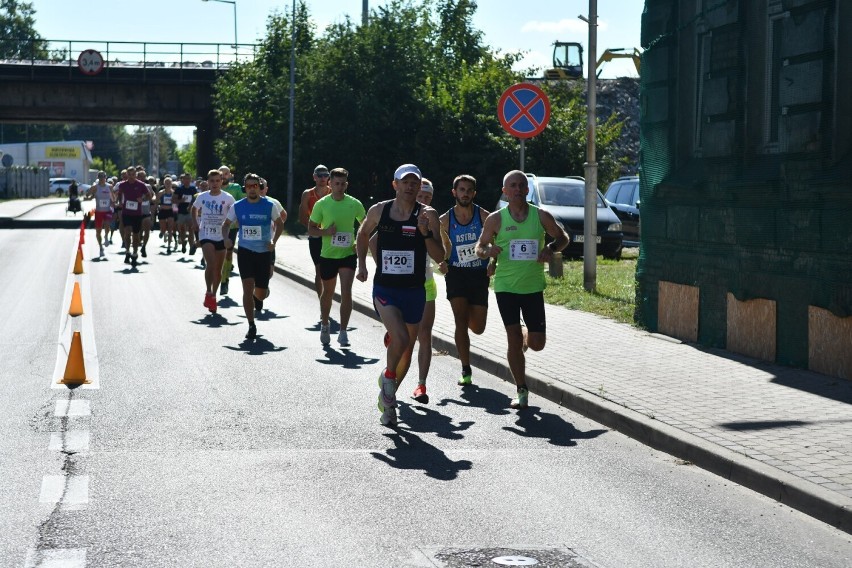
left=49, top=177, right=76, bottom=197
left=496, top=174, right=624, bottom=259
left=604, top=175, right=640, bottom=248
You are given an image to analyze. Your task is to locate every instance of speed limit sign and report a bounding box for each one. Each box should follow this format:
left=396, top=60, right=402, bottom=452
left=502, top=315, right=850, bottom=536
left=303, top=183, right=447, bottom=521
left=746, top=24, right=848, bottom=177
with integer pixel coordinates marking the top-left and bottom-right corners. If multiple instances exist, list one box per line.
left=77, top=49, right=104, bottom=76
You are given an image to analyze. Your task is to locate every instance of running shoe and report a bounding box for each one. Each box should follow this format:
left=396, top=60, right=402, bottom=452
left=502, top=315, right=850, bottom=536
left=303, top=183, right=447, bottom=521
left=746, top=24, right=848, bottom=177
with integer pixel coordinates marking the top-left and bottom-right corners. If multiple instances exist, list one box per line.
left=380, top=405, right=398, bottom=427
left=377, top=372, right=397, bottom=412
left=181, top=242, right=187, bottom=253
left=189, top=244, right=196, bottom=256
left=141, top=245, right=147, bottom=258
left=220, top=279, right=229, bottom=295
left=320, top=324, right=331, bottom=345
left=383, top=331, right=391, bottom=347
left=131, top=255, right=138, bottom=267
left=458, top=374, right=473, bottom=386
left=246, top=323, right=257, bottom=339
left=510, top=387, right=529, bottom=409
left=124, top=253, right=131, bottom=264
left=412, top=384, right=429, bottom=404
left=99, top=245, right=104, bottom=257
left=337, top=329, right=350, bottom=346
left=204, top=293, right=217, bottom=313
left=254, top=296, right=264, bottom=315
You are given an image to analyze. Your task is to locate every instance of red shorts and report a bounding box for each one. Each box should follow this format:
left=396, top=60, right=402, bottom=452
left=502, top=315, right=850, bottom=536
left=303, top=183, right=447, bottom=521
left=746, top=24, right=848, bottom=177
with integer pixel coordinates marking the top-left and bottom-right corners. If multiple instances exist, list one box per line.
left=94, top=210, right=113, bottom=229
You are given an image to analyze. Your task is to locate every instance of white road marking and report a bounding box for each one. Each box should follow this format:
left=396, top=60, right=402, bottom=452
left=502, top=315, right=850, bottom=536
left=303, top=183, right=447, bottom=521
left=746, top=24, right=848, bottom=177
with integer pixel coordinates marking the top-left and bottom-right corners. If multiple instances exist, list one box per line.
left=24, top=548, right=86, bottom=568
left=53, top=400, right=90, bottom=417
left=39, top=476, right=89, bottom=507
left=48, top=431, right=90, bottom=453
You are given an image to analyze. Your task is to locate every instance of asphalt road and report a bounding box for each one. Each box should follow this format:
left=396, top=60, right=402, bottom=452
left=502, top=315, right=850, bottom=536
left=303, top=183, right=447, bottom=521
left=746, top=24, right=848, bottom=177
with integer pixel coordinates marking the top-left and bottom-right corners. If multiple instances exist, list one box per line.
left=0, top=223, right=850, bottom=568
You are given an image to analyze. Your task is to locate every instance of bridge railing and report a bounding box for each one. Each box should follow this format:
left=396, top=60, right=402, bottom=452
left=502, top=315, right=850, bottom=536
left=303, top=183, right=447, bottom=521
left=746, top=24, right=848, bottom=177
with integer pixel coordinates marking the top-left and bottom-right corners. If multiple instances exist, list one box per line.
left=0, top=39, right=258, bottom=70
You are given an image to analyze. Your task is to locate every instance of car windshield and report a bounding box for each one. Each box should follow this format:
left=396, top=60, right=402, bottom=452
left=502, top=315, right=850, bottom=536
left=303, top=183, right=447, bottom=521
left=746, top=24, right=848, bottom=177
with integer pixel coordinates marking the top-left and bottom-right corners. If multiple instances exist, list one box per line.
left=538, top=181, right=604, bottom=207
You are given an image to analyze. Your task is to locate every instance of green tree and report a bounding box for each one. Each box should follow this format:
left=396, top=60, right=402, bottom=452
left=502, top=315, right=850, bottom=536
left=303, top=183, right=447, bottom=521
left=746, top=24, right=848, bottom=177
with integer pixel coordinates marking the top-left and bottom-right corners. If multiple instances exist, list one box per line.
left=0, top=0, right=48, bottom=59
left=177, top=139, right=197, bottom=176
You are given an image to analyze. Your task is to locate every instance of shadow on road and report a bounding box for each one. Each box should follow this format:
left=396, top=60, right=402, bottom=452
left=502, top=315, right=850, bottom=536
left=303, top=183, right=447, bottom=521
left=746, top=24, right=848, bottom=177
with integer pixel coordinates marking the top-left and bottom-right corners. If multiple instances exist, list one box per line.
left=224, top=337, right=286, bottom=355
left=190, top=313, right=240, bottom=328
left=401, top=404, right=474, bottom=440
left=316, top=346, right=380, bottom=369
left=502, top=410, right=608, bottom=447
left=371, top=428, right=473, bottom=480
left=435, top=384, right=512, bottom=416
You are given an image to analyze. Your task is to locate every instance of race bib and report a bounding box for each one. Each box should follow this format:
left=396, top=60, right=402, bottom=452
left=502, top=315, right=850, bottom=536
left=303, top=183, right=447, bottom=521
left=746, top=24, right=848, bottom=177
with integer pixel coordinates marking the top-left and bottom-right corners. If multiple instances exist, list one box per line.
left=509, top=239, right=538, bottom=261
left=456, top=243, right=478, bottom=264
left=382, top=250, right=414, bottom=275
left=124, top=200, right=139, bottom=211
left=97, top=198, right=109, bottom=209
left=331, top=232, right=352, bottom=247
left=162, top=195, right=172, bottom=205
left=241, top=225, right=262, bottom=241
left=202, top=225, right=220, bottom=237
left=183, top=195, right=192, bottom=203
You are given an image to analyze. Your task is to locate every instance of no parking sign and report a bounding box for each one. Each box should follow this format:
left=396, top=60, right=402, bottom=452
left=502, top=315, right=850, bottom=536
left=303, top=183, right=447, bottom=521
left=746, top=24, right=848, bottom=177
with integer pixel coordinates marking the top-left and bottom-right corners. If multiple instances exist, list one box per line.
left=498, top=83, right=551, bottom=139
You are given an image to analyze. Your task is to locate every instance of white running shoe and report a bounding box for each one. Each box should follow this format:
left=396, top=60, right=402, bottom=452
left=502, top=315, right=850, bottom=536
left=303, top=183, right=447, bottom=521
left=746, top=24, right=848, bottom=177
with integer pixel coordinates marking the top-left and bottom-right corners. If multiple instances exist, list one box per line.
left=320, top=324, right=330, bottom=345
left=337, top=329, right=350, bottom=346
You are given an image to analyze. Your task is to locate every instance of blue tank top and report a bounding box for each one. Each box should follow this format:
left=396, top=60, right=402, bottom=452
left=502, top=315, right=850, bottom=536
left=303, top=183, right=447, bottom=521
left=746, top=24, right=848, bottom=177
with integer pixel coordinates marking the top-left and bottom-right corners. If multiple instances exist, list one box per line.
left=448, top=205, right=486, bottom=269
left=232, top=197, right=275, bottom=253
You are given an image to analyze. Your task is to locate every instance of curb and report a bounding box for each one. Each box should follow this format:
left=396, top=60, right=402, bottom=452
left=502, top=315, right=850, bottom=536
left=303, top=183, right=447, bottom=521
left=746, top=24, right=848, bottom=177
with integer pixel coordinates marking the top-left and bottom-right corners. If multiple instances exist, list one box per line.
left=273, top=259, right=852, bottom=535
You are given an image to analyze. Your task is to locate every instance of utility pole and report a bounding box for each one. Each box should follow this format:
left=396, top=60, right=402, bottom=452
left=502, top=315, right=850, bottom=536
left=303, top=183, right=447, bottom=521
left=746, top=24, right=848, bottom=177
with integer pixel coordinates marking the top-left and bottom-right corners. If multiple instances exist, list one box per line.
left=286, top=0, right=296, bottom=214
left=580, top=1, right=598, bottom=292
left=362, top=1, right=368, bottom=26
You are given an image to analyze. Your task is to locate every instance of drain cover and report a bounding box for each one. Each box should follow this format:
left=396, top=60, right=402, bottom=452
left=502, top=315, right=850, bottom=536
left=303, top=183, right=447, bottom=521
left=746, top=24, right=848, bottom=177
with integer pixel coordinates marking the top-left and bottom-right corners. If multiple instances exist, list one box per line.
left=492, top=556, right=539, bottom=566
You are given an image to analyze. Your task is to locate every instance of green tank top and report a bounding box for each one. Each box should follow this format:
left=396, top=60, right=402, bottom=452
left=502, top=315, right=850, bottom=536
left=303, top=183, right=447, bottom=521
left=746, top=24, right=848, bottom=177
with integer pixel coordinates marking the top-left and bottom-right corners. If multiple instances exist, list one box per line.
left=493, top=205, right=546, bottom=294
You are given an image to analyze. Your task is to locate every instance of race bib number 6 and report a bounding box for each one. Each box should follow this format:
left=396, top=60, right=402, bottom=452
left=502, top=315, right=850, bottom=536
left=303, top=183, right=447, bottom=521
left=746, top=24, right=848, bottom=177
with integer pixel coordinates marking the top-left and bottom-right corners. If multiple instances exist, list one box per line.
left=241, top=225, right=262, bottom=241
left=509, top=239, right=539, bottom=261
left=381, top=250, right=414, bottom=275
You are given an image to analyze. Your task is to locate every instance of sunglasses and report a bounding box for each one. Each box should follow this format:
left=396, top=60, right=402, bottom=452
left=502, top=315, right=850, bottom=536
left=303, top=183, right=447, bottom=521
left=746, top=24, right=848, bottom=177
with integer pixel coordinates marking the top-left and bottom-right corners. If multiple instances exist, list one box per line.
left=316, top=173, right=330, bottom=178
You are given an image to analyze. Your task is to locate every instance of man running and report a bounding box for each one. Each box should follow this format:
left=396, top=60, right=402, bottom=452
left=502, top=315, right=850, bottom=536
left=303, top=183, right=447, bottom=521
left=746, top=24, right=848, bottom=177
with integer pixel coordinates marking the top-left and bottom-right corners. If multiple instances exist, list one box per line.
left=192, top=169, right=236, bottom=313
left=299, top=164, right=332, bottom=314
left=308, top=167, right=366, bottom=347
left=219, top=165, right=244, bottom=295
left=84, top=171, right=115, bottom=257
left=174, top=173, right=197, bottom=255
left=356, top=164, right=444, bottom=427
left=475, top=170, right=569, bottom=409
left=438, top=174, right=491, bottom=387
left=157, top=177, right=177, bottom=254
left=116, top=167, right=153, bottom=267
left=223, top=173, right=284, bottom=339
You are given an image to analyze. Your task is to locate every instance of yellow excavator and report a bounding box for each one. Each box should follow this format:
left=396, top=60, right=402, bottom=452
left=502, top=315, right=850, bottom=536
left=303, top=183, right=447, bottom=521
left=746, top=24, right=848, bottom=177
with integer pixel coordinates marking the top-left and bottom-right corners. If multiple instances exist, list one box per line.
left=544, top=42, right=641, bottom=80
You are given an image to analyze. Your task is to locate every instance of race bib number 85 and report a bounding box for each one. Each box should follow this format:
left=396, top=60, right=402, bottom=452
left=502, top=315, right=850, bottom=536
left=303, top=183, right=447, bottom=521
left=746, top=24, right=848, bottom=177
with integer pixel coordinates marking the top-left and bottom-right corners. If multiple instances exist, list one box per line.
left=332, top=232, right=352, bottom=247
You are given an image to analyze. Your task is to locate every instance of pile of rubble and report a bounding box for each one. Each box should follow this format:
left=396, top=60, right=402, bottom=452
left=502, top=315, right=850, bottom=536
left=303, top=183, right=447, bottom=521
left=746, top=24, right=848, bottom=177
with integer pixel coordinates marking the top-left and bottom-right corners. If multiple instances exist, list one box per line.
left=597, top=77, right=640, bottom=175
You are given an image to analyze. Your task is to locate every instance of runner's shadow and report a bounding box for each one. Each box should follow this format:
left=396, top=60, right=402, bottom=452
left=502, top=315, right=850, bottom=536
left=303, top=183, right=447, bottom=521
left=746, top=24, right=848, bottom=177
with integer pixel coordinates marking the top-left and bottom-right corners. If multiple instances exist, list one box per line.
left=256, top=310, right=288, bottom=322
left=190, top=313, right=240, bottom=328
left=91, top=257, right=108, bottom=262
left=436, top=384, right=512, bottom=416
left=217, top=297, right=239, bottom=309
left=305, top=317, right=338, bottom=332
left=401, top=404, right=474, bottom=440
left=114, top=267, right=143, bottom=274
left=371, top=428, right=472, bottom=480
left=224, top=337, right=286, bottom=355
left=175, top=257, right=194, bottom=264
left=317, top=346, right=380, bottom=369
left=502, top=409, right=607, bottom=447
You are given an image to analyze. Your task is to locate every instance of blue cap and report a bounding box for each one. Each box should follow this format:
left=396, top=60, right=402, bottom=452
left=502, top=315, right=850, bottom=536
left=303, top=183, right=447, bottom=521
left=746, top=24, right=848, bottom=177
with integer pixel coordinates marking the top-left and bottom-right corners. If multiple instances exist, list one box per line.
left=394, top=163, right=422, bottom=180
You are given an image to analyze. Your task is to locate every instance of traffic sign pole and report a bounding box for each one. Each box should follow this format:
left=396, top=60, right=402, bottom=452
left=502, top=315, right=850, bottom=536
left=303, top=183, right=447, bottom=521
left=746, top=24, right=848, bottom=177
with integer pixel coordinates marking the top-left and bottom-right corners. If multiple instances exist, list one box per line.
left=520, top=139, right=525, bottom=171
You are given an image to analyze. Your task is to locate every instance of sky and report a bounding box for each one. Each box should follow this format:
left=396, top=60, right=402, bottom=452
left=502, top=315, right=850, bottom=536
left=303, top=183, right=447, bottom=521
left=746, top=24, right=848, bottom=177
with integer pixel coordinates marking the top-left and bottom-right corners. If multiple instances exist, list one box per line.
left=28, top=0, right=645, bottom=145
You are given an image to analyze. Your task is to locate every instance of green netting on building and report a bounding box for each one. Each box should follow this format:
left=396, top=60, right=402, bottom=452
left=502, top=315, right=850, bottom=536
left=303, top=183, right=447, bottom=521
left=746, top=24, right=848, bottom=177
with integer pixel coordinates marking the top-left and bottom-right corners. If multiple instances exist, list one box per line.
left=637, top=0, right=852, bottom=371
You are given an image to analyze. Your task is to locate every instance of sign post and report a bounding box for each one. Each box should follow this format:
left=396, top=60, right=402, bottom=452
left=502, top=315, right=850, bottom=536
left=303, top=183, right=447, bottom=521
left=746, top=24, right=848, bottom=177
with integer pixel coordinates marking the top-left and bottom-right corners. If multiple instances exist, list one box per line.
left=497, top=83, right=551, bottom=171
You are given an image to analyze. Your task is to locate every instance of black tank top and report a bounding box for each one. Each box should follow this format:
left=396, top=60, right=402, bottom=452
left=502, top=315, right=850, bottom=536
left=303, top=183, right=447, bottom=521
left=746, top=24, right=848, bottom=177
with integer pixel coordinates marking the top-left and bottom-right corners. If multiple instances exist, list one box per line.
left=374, top=200, right=427, bottom=288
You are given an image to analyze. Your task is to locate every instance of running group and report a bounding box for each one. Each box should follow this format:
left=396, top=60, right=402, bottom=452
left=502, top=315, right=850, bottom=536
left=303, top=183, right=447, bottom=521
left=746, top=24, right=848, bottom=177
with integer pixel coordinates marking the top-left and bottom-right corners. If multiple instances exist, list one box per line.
left=86, top=162, right=570, bottom=427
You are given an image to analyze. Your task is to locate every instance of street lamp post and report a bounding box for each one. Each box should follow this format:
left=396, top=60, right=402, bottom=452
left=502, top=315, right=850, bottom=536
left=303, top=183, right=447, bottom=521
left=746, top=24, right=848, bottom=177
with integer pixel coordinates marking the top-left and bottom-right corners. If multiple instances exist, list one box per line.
left=202, top=0, right=238, bottom=57
left=286, top=0, right=296, bottom=214
left=579, top=0, right=598, bottom=292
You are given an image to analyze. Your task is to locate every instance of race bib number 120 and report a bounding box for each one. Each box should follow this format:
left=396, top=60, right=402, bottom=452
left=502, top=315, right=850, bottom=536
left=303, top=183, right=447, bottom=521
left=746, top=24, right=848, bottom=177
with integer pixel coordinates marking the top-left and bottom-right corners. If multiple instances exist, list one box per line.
left=382, top=250, right=414, bottom=275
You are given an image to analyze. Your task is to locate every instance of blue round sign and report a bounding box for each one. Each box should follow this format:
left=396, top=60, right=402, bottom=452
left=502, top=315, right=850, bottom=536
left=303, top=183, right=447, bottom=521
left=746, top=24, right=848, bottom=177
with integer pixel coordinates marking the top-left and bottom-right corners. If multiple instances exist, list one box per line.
left=498, top=83, right=551, bottom=139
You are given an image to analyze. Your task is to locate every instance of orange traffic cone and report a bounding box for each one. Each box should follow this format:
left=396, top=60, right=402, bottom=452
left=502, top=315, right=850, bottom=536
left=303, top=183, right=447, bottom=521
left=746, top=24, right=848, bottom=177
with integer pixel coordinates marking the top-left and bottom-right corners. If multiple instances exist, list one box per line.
left=60, top=331, right=89, bottom=385
left=68, top=282, right=84, bottom=316
left=73, top=246, right=84, bottom=275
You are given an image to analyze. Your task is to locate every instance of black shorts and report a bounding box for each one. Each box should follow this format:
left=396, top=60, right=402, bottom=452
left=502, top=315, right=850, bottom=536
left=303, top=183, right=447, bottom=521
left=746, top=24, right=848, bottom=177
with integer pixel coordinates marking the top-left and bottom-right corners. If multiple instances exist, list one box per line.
left=319, top=254, right=357, bottom=280
left=158, top=209, right=174, bottom=219
left=445, top=266, right=490, bottom=306
left=198, top=239, right=226, bottom=251
left=226, top=228, right=238, bottom=250
left=309, top=236, right=322, bottom=265
left=122, top=214, right=142, bottom=233
left=238, top=248, right=272, bottom=288
left=495, top=291, right=546, bottom=332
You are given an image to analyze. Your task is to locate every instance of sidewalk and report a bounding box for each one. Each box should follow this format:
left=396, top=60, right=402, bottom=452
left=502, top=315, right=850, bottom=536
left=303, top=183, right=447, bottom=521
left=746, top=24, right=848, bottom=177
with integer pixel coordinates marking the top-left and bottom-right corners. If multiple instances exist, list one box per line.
left=273, top=234, right=852, bottom=534
left=2, top=198, right=850, bottom=533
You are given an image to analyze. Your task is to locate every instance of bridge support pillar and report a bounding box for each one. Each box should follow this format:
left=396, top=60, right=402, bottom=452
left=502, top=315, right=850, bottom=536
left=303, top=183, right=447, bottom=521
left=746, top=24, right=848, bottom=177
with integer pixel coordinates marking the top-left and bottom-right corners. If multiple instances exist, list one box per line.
left=196, top=113, right=218, bottom=177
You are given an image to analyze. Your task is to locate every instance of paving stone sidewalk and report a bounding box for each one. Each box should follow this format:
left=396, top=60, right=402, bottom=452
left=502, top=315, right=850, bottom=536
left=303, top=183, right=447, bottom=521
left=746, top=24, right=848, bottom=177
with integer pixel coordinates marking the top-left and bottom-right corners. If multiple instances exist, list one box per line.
left=272, top=234, right=852, bottom=534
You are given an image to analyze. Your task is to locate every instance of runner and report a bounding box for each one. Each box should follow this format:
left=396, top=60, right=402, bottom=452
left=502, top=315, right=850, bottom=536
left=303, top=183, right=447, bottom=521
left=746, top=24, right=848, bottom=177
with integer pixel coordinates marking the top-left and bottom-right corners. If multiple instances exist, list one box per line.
left=157, top=177, right=177, bottom=254
left=298, top=164, right=332, bottom=315
left=174, top=173, right=197, bottom=255
left=223, top=173, right=284, bottom=339
left=137, top=170, right=155, bottom=258
left=192, top=169, right=236, bottom=313
left=355, top=164, right=444, bottom=427
left=438, top=174, right=491, bottom=387
left=308, top=167, right=366, bottom=347
left=84, top=171, right=115, bottom=257
left=116, top=166, right=153, bottom=268
left=219, top=165, right=244, bottom=295
left=258, top=177, right=287, bottom=310
left=475, top=170, right=569, bottom=409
